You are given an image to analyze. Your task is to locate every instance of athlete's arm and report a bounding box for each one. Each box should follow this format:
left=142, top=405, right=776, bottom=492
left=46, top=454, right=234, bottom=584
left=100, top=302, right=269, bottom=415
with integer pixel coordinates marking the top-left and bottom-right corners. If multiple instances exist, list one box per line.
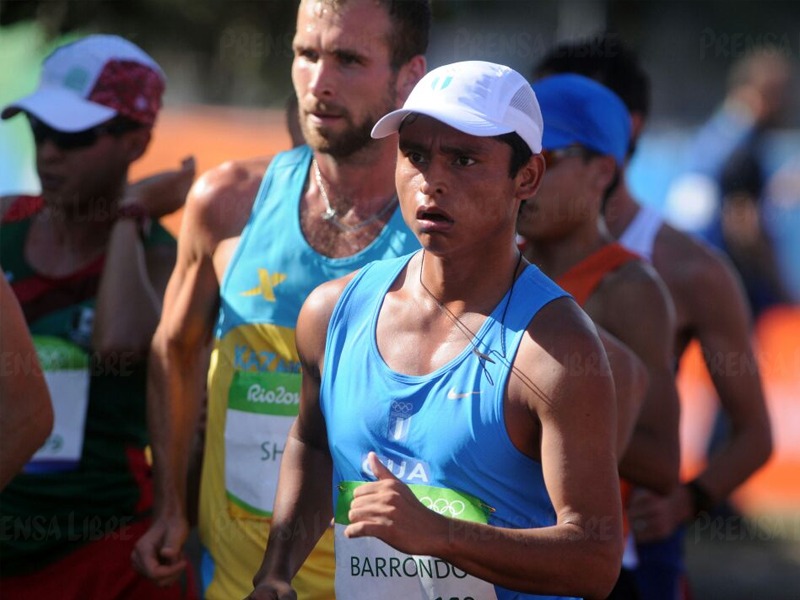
left=132, top=159, right=262, bottom=585
left=631, top=239, right=772, bottom=541
left=690, top=250, right=772, bottom=505
left=248, top=275, right=354, bottom=599
left=344, top=299, right=623, bottom=600
left=594, top=262, right=681, bottom=495
left=91, top=157, right=195, bottom=359
left=598, top=326, right=648, bottom=457
left=0, top=274, right=53, bottom=491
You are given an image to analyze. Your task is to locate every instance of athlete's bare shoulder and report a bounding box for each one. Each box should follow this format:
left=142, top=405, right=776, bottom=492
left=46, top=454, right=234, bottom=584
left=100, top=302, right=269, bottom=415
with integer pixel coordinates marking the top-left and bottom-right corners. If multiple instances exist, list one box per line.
left=182, top=156, right=271, bottom=256
left=653, top=221, right=749, bottom=338
left=595, top=256, right=672, bottom=321
left=653, top=222, right=738, bottom=293
left=507, top=297, right=613, bottom=459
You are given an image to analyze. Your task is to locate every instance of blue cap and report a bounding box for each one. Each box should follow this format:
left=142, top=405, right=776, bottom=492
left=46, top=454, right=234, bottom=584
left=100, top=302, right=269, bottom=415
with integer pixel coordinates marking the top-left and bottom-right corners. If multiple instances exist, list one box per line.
left=532, top=74, right=631, bottom=165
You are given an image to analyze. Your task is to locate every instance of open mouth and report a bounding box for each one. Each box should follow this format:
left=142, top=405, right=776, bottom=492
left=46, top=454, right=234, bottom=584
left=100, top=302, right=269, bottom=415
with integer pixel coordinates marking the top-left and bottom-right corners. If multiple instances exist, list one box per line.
left=416, top=206, right=453, bottom=224
left=420, top=211, right=451, bottom=223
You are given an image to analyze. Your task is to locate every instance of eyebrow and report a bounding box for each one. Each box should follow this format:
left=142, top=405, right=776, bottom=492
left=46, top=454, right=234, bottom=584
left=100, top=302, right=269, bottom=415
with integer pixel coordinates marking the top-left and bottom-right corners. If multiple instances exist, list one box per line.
left=399, top=136, right=491, bottom=157
left=293, top=39, right=368, bottom=62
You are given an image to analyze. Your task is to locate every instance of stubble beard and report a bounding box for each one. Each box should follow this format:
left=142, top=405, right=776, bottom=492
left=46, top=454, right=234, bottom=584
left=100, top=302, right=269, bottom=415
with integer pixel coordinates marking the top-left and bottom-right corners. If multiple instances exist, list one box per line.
left=300, top=78, right=398, bottom=160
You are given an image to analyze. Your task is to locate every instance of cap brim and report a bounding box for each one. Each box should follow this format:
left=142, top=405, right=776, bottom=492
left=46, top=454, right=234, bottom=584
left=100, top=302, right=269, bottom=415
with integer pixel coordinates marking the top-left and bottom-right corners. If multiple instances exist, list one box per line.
left=1, top=87, right=116, bottom=131
left=372, top=106, right=514, bottom=141
left=541, top=125, right=579, bottom=153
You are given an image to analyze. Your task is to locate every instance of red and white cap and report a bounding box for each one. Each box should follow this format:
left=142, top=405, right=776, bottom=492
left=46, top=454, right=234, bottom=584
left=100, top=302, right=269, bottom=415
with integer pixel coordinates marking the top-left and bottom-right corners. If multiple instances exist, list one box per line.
left=1, top=34, right=165, bottom=132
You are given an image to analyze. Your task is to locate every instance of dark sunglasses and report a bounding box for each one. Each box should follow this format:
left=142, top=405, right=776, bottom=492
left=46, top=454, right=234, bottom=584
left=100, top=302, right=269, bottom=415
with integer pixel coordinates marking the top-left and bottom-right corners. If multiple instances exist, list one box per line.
left=28, top=116, right=142, bottom=151
left=541, top=145, right=601, bottom=169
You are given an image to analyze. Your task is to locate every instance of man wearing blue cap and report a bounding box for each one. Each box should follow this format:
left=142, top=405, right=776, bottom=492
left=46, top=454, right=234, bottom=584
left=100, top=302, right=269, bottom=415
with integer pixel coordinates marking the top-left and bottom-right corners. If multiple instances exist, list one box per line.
left=517, top=73, right=680, bottom=599
left=534, top=36, right=773, bottom=600
left=248, top=61, right=624, bottom=600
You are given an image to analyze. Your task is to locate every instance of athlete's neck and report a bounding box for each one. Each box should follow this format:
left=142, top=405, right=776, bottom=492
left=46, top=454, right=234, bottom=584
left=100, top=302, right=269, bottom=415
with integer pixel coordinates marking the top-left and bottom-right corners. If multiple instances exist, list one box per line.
left=522, top=221, right=615, bottom=281
left=312, top=142, right=398, bottom=213
left=604, top=179, right=642, bottom=239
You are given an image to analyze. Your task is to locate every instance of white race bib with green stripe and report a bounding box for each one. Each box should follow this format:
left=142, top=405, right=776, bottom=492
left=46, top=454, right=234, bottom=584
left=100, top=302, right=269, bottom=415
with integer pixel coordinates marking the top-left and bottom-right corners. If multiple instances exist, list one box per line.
left=224, top=370, right=300, bottom=517
left=26, top=336, right=90, bottom=471
left=334, top=481, right=498, bottom=600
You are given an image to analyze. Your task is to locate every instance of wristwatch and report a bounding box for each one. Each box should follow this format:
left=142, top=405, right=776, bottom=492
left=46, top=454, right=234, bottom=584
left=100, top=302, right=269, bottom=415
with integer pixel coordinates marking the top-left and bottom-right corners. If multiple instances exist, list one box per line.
left=686, top=479, right=716, bottom=517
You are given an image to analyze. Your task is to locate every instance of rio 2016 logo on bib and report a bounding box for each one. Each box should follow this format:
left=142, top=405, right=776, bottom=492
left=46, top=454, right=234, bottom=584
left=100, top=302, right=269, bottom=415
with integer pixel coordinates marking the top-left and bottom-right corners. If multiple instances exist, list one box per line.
left=228, top=371, right=299, bottom=416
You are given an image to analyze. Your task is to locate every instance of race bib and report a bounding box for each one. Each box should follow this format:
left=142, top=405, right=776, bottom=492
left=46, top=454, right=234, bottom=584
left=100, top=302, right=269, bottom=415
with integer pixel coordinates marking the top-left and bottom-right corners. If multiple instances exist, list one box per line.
left=334, top=481, right=498, bottom=600
left=224, top=370, right=300, bottom=518
left=24, top=336, right=90, bottom=473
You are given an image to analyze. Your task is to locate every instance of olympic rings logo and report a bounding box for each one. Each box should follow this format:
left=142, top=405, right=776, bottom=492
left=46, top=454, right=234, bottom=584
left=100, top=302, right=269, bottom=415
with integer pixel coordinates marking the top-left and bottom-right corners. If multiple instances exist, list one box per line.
left=419, top=496, right=466, bottom=517
left=390, top=401, right=413, bottom=414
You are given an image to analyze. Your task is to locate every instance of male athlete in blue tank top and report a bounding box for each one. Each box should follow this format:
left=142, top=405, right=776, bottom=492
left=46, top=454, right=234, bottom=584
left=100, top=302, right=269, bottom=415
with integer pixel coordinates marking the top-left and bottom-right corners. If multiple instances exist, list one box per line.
left=249, top=61, right=623, bottom=600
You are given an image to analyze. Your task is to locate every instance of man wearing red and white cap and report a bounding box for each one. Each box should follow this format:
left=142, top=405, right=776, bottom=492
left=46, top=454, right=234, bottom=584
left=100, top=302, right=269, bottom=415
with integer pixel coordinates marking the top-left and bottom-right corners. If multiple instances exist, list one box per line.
left=0, top=34, right=196, bottom=599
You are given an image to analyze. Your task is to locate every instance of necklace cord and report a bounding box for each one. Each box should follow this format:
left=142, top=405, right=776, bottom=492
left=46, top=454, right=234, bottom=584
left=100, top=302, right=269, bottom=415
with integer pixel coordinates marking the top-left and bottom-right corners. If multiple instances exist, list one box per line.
left=417, top=250, right=523, bottom=371
left=313, top=158, right=398, bottom=233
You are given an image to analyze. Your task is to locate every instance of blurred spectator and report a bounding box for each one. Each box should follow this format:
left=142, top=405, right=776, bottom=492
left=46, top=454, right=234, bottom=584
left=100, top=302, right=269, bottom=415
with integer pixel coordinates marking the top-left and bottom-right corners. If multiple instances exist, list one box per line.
left=0, top=34, right=196, bottom=598
left=0, top=270, right=54, bottom=491
left=665, top=48, right=794, bottom=317
left=717, top=146, right=793, bottom=313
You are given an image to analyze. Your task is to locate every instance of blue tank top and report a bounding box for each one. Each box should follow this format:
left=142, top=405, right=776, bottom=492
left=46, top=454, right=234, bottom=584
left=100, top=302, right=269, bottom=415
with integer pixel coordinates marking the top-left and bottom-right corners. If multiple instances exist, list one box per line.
left=321, top=252, right=576, bottom=600
left=199, top=144, right=419, bottom=599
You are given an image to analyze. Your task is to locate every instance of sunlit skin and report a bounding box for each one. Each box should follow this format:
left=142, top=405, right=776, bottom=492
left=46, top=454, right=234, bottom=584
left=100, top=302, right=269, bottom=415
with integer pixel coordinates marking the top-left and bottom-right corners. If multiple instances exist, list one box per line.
left=395, top=114, right=544, bottom=267
left=292, top=0, right=400, bottom=159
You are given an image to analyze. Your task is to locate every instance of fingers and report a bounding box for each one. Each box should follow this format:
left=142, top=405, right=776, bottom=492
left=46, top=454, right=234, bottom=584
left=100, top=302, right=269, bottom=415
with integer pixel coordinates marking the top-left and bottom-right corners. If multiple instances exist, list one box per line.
left=181, top=156, right=197, bottom=171
left=159, top=523, right=186, bottom=563
left=246, top=582, right=297, bottom=600
left=131, top=525, right=188, bottom=587
left=367, top=451, right=397, bottom=481
left=343, top=520, right=371, bottom=539
left=132, top=542, right=187, bottom=586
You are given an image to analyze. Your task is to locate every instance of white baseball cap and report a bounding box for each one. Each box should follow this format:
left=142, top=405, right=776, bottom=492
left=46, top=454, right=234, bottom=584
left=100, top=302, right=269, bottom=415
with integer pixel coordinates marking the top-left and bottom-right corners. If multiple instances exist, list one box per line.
left=2, top=34, right=165, bottom=132
left=371, top=60, right=542, bottom=153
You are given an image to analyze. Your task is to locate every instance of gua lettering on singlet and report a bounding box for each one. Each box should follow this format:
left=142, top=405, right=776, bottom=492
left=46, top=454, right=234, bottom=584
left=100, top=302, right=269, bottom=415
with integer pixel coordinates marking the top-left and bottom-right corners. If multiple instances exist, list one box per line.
left=333, top=454, right=498, bottom=599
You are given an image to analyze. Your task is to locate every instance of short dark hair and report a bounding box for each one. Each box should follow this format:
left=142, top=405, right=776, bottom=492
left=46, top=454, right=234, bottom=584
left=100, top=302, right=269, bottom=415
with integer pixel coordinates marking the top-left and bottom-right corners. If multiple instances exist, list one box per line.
left=381, top=0, right=431, bottom=70
left=320, top=0, right=430, bottom=70
left=495, top=132, right=532, bottom=178
left=397, top=117, right=531, bottom=179
left=533, top=34, right=650, bottom=120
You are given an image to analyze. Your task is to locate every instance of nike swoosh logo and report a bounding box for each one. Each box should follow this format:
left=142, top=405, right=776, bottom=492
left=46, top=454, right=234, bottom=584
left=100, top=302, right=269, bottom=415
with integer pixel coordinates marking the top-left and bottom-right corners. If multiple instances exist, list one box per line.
left=447, top=387, right=480, bottom=400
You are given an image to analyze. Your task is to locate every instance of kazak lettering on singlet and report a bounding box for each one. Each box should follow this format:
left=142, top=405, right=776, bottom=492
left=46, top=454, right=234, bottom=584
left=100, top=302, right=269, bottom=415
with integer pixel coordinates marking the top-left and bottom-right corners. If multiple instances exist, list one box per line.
left=322, top=253, right=577, bottom=600
left=216, top=145, right=418, bottom=521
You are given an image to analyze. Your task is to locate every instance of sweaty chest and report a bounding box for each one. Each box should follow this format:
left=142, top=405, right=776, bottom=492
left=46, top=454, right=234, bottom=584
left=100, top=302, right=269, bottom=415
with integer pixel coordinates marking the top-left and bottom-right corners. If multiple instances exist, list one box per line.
left=299, top=208, right=390, bottom=258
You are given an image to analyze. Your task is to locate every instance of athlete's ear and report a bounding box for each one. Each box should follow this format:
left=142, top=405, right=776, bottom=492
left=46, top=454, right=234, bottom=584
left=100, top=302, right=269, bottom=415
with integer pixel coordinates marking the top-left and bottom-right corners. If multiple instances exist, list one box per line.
left=514, top=153, right=545, bottom=203
left=591, top=155, right=617, bottom=192
left=629, top=112, right=645, bottom=146
left=123, top=127, right=152, bottom=164
left=395, top=55, right=427, bottom=107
